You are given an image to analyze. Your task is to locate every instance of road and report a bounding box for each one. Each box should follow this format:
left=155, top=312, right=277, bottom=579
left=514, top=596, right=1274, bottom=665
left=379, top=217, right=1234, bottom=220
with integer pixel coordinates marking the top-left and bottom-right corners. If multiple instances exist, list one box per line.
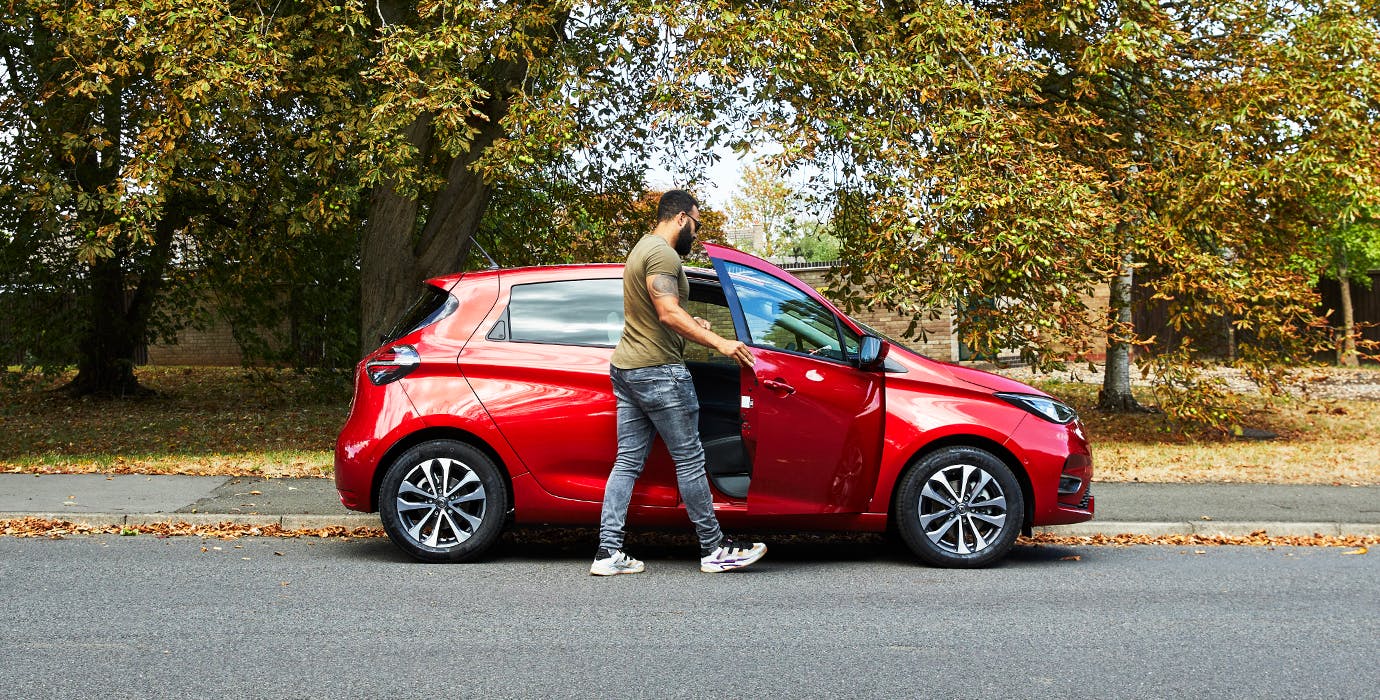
left=0, top=533, right=1375, bottom=699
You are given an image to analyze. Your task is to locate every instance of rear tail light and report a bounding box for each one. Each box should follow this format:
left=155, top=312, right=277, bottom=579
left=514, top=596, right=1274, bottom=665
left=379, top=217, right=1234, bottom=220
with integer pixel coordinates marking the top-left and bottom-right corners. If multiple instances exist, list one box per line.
left=365, top=345, right=420, bottom=385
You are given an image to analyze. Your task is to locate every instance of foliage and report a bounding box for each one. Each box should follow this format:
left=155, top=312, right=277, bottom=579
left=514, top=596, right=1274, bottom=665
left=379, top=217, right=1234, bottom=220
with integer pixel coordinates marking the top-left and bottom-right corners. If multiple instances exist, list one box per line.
left=4, top=0, right=1376, bottom=431
left=0, top=0, right=368, bottom=390
left=726, top=163, right=838, bottom=261
left=667, top=0, right=1380, bottom=430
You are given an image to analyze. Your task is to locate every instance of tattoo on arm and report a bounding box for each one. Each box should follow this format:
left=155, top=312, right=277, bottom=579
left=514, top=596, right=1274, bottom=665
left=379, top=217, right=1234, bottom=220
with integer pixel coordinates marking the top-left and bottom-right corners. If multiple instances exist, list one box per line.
left=649, top=274, right=680, bottom=299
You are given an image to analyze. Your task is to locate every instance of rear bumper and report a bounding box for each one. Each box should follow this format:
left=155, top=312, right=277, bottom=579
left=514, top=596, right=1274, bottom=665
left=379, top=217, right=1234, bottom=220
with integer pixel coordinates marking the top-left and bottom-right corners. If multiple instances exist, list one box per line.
left=334, top=370, right=423, bottom=513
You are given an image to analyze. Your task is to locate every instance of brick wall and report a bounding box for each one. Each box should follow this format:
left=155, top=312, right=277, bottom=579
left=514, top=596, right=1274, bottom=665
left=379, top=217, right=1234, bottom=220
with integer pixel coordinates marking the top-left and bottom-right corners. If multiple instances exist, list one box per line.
left=145, top=321, right=244, bottom=366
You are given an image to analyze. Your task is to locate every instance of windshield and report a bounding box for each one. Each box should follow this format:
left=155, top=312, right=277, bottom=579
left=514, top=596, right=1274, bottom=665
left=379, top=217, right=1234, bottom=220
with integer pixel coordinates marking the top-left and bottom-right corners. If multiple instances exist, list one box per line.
left=852, top=318, right=928, bottom=359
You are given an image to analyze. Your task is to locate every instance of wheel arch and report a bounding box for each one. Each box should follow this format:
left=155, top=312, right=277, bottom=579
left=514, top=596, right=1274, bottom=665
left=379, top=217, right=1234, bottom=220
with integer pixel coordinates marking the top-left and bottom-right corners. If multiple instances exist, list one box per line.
left=888, top=435, right=1035, bottom=534
left=370, top=427, right=514, bottom=513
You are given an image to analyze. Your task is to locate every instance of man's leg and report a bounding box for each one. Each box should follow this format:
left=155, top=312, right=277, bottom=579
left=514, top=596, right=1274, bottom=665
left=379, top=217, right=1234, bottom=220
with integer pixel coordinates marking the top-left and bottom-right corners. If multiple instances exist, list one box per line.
left=642, top=365, right=723, bottom=554
left=597, top=367, right=657, bottom=555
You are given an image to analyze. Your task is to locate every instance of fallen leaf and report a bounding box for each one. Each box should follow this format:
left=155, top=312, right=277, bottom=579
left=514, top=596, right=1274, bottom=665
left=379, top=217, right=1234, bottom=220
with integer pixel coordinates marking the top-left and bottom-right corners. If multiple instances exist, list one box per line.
left=1060, top=555, right=1081, bottom=561
left=1194, top=550, right=1207, bottom=554
left=1200, top=516, right=1213, bottom=521
left=1342, top=547, right=1368, bottom=555
left=273, top=552, right=284, bottom=556
left=249, top=490, right=262, bottom=495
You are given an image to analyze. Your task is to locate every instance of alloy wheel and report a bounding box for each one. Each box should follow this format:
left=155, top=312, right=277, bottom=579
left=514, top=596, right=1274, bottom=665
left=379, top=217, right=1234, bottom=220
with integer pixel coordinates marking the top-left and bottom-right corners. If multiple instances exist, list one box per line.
left=393, top=457, right=487, bottom=549
left=917, top=463, right=1009, bottom=555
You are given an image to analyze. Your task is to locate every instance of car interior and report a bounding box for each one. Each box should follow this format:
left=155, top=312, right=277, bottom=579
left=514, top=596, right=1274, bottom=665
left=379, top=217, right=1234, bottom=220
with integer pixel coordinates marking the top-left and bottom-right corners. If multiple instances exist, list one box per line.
left=685, top=278, right=753, bottom=499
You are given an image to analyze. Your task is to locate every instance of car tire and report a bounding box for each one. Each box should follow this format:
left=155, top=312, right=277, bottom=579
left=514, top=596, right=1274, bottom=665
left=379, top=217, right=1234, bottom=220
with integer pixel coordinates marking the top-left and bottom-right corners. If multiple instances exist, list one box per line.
left=378, top=440, right=508, bottom=563
left=895, top=446, right=1025, bottom=568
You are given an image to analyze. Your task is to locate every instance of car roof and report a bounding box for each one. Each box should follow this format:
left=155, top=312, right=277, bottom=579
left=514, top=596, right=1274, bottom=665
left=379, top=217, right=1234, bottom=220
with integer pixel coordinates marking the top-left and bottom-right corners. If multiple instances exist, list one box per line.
left=426, top=263, right=718, bottom=289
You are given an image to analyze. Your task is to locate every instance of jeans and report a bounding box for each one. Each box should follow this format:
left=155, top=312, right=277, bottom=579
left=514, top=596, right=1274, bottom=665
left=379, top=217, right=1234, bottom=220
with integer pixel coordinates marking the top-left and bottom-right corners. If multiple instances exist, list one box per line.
left=598, top=363, right=723, bottom=554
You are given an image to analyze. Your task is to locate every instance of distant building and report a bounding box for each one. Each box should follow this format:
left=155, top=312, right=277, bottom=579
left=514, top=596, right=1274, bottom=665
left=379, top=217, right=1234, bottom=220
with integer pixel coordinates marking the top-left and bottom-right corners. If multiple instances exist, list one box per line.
left=724, top=222, right=766, bottom=252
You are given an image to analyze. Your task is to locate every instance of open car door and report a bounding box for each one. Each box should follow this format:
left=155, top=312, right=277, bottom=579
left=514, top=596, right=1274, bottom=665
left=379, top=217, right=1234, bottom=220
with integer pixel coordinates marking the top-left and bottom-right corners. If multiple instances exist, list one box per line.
left=705, top=244, right=886, bottom=515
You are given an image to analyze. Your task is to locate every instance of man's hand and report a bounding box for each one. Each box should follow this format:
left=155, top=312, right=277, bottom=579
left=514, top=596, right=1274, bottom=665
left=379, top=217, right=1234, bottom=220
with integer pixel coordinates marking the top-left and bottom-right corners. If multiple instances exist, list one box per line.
left=717, top=339, right=755, bottom=368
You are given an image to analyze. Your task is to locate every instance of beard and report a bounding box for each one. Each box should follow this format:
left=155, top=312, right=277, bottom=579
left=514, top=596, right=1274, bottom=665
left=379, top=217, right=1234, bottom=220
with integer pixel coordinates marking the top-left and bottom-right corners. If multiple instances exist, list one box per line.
left=674, top=221, right=695, bottom=256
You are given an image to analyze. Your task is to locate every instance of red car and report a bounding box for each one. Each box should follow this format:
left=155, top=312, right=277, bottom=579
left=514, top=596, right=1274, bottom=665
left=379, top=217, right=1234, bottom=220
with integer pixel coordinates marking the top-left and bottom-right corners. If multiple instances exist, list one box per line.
left=335, top=243, right=1093, bottom=567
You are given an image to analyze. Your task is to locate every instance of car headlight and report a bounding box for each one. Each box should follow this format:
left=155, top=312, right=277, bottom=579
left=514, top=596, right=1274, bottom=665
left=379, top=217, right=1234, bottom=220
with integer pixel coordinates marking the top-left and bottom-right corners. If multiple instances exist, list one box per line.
left=995, top=392, right=1078, bottom=424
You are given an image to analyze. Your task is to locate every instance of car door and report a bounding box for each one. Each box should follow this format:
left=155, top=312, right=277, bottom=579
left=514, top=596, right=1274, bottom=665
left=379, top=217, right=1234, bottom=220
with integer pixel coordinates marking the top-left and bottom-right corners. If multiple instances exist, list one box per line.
left=706, top=244, right=886, bottom=515
left=458, top=274, right=680, bottom=507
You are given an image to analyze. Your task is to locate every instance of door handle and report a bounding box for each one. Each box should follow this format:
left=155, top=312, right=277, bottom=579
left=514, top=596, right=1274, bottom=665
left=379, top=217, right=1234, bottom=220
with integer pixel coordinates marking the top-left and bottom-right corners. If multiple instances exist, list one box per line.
left=762, top=378, right=796, bottom=396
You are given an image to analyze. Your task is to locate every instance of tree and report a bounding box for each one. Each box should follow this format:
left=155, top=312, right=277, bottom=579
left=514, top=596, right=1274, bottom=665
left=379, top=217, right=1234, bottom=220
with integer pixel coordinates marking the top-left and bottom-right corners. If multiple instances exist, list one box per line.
left=1321, top=209, right=1380, bottom=366
left=726, top=163, right=794, bottom=255
left=352, top=1, right=728, bottom=350
left=0, top=1, right=366, bottom=393
left=673, top=0, right=1378, bottom=429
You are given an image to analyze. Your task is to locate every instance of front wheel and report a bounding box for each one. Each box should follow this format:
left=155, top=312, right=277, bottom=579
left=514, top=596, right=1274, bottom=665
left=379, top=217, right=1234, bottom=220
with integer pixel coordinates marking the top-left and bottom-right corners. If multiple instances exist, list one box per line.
left=378, top=440, right=508, bottom=563
left=894, top=446, right=1025, bottom=568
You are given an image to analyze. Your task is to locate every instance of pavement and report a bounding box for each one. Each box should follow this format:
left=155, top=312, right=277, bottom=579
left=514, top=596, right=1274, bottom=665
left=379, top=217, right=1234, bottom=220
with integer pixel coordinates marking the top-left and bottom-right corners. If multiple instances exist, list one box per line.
left=1, top=473, right=1378, bottom=537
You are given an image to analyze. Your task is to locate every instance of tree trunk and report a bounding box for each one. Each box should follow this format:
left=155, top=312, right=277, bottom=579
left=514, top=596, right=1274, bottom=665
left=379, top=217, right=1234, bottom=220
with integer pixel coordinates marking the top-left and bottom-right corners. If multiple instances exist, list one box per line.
left=70, top=253, right=144, bottom=396
left=1098, top=247, right=1145, bottom=412
left=68, top=199, right=184, bottom=397
left=358, top=98, right=513, bottom=354
left=1337, top=252, right=1358, bottom=367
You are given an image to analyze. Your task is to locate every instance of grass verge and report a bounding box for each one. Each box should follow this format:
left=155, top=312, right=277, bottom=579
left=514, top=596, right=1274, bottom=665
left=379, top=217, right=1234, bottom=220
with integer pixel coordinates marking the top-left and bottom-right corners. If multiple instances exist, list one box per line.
left=1, top=367, right=343, bottom=478
left=1028, top=380, right=1380, bottom=485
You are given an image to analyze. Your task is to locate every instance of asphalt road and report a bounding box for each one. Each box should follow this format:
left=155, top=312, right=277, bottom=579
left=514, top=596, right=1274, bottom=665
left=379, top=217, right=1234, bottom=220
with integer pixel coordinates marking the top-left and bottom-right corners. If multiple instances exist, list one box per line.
left=1, top=534, right=1376, bottom=699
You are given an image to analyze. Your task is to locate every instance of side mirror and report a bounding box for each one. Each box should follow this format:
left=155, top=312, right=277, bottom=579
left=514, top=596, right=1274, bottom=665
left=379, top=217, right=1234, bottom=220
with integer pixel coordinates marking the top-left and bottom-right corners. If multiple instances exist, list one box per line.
left=858, top=335, right=889, bottom=371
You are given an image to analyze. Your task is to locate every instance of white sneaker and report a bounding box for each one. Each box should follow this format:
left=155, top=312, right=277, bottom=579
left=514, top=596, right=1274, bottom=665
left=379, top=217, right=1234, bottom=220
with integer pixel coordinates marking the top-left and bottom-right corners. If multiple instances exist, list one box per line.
left=590, top=549, right=645, bottom=576
left=700, top=537, right=767, bottom=573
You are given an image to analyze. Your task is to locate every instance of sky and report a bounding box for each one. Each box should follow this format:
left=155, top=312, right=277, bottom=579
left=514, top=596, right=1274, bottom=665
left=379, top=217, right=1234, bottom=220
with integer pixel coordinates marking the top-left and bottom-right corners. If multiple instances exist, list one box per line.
left=644, top=145, right=758, bottom=212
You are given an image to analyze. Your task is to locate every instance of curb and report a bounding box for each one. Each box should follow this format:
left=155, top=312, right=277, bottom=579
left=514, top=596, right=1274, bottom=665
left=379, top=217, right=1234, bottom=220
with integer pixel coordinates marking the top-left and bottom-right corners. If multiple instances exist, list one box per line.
left=0, top=512, right=380, bottom=529
left=1033, top=521, right=1380, bottom=538
left=2, top=513, right=1378, bottom=538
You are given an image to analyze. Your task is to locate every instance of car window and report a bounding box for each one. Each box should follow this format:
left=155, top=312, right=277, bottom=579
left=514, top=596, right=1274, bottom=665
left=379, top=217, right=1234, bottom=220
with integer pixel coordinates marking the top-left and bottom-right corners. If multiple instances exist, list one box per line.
left=721, top=261, right=858, bottom=362
left=507, top=279, right=624, bottom=347
left=683, top=282, right=737, bottom=365
left=385, top=284, right=458, bottom=343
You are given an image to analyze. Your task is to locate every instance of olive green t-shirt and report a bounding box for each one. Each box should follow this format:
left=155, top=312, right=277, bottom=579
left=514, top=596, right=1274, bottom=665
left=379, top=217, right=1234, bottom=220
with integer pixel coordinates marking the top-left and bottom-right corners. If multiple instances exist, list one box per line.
left=610, top=234, right=689, bottom=369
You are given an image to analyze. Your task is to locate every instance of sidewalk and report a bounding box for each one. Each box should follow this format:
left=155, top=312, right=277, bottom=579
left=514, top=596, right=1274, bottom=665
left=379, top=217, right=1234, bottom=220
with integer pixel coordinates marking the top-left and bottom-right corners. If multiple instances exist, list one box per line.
left=1, top=473, right=1377, bottom=536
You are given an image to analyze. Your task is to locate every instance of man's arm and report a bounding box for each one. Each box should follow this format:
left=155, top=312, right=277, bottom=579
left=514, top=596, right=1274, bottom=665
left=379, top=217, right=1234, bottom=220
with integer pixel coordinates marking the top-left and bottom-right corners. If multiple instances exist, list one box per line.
left=648, top=274, right=755, bottom=368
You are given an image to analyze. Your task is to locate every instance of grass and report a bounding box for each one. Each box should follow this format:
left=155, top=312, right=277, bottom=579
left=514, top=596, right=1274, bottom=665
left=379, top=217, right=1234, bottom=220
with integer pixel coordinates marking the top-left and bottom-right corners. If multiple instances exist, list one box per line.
left=0, top=367, right=348, bottom=478
left=3, top=366, right=1377, bottom=485
left=1029, top=380, right=1380, bottom=486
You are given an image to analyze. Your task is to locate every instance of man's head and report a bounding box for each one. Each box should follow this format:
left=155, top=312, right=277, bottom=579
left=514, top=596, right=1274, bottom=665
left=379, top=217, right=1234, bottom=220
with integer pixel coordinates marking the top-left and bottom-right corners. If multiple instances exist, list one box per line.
left=655, top=189, right=700, bottom=256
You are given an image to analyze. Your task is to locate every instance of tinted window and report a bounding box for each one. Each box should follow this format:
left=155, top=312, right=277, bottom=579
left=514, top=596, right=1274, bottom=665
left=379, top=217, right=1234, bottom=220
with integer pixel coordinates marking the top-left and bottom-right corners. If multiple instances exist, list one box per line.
left=508, top=279, right=624, bottom=346
left=385, top=284, right=458, bottom=342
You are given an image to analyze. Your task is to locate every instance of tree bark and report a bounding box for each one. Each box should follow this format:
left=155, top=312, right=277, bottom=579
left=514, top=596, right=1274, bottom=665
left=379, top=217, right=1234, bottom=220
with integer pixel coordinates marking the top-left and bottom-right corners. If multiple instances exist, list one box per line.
left=358, top=95, right=516, bottom=354
left=69, top=198, right=185, bottom=397
left=1337, top=251, right=1358, bottom=367
left=1098, top=245, right=1146, bottom=412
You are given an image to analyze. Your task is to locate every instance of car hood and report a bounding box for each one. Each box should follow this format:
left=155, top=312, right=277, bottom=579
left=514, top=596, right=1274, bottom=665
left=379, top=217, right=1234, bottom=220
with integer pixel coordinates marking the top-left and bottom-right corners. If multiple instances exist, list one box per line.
left=939, top=362, right=1050, bottom=397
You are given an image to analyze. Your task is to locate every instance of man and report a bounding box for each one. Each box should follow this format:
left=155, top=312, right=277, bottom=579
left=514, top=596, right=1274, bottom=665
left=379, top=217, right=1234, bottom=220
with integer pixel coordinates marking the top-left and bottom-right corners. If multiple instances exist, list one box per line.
left=591, top=190, right=768, bottom=576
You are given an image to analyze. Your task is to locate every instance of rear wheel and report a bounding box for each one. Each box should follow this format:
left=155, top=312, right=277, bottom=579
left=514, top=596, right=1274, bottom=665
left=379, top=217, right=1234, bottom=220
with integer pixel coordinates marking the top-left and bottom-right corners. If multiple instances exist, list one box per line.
left=378, top=440, right=508, bottom=563
left=895, top=446, right=1024, bottom=568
